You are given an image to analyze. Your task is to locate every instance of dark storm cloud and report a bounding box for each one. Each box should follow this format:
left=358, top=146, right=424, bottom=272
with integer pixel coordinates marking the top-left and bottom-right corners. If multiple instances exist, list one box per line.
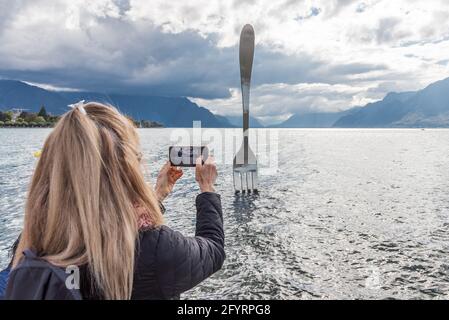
left=0, top=12, right=384, bottom=99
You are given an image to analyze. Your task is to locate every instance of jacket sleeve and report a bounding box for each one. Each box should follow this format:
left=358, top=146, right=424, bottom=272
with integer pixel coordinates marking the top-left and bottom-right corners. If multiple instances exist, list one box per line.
left=155, top=192, right=225, bottom=298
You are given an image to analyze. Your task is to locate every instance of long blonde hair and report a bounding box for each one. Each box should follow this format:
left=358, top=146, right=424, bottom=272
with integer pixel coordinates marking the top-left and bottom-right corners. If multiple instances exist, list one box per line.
left=13, top=102, right=163, bottom=299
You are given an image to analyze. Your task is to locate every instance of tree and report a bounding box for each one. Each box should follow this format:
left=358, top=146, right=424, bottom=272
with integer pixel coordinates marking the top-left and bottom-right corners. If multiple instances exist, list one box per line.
left=45, top=114, right=59, bottom=124
left=0, top=111, right=13, bottom=122
left=35, top=116, right=46, bottom=124
left=19, top=111, right=37, bottom=122
left=0, top=120, right=4, bottom=127
left=38, top=106, right=48, bottom=119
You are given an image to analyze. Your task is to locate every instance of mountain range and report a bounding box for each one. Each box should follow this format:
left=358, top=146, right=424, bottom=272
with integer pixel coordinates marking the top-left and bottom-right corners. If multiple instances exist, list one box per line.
left=334, top=77, right=449, bottom=128
left=274, top=108, right=361, bottom=128
left=0, top=80, right=232, bottom=127
left=1, top=77, right=449, bottom=128
left=217, top=115, right=265, bottom=128
left=271, top=76, right=449, bottom=128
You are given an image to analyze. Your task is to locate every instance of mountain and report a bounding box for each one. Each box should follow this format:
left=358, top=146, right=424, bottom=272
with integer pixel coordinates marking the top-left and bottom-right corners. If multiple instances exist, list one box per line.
left=333, top=92, right=415, bottom=127
left=4, top=76, right=449, bottom=128
left=0, top=80, right=231, bottom=127
left=214, top=115, right=236, bottom=127
left=223, top=115, right=265, bottom=128
left=60, top=91, right=231, bottom=128
left=274, top=108, right=361, bottom=128
left=0, top=80, right=68, bottom=114
left=334, top=77, right=449, bottom=128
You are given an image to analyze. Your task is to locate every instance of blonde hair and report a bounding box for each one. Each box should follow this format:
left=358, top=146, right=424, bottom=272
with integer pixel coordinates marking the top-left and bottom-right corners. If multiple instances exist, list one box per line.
left=13, top=102, right=163, bottom=299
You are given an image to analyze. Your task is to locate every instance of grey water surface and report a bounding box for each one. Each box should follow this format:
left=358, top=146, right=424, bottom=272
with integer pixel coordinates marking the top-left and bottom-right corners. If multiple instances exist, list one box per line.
left=1, top=128, right=449, bottom=299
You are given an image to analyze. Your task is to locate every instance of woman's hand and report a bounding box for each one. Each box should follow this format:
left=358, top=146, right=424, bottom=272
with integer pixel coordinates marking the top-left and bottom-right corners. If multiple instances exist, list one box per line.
left=155, top=162, right=183, bottom=201
left=195, top=156, right=217, bottom=193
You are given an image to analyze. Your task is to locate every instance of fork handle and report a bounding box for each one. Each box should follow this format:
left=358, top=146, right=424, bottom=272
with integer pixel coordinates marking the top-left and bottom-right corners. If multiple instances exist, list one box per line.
left=242, top=83, right=250, bottom=138
left=243, top=110, right=249, bottom=164
left=239, top=24, right=254, bottom=165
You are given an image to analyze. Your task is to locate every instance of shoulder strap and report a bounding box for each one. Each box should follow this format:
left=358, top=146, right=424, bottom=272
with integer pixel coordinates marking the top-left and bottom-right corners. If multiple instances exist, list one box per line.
left=23, top=249, right=37, bottom=259
left=19, top=249, right=83, bottom=300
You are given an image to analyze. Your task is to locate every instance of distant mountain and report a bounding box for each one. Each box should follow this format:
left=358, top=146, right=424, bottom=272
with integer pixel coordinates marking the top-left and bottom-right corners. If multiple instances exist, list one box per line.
left=0, top=80, right=68, bottom=114
left=60, top=91, right=231, bottom=128
left=213, top=115, right=236, bottom=127
left=334, top=77, right=449, bottom=128
left=0, top=80, right=230, bottom=127
left=4, top=76, right=449, bottom=128
left=223, top=115, right=265, bottom=128
left=274, top=108, right=360, bottom=128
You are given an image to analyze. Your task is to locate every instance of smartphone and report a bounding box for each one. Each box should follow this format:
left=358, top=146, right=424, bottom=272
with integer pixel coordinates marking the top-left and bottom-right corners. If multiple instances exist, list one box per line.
left=169, top=146, right=209, bottom=167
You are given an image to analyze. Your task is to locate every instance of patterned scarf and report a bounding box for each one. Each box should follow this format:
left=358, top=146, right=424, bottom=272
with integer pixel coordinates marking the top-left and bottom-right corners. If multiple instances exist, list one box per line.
left=134, top=204, right=154, bottom=229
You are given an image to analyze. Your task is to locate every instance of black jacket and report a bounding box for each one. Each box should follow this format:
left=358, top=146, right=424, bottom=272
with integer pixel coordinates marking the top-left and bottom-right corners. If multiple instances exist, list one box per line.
left=6, top=192, right=225, bottom=300
left=131, top=192, right=225, bottom=299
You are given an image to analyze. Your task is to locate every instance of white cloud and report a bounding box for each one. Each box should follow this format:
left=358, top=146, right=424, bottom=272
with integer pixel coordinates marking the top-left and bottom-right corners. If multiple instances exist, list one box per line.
left=192, top=81, right=379, bottom=124
left=0, top=0, right=448, bottom=124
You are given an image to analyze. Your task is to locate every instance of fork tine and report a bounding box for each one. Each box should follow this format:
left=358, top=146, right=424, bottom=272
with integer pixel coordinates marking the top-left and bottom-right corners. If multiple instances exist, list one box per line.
left=250, top=171, right=257, bottom=193
left=233, top=171, right=240, bottom=193
left=234, top=169, right=259, bottom=193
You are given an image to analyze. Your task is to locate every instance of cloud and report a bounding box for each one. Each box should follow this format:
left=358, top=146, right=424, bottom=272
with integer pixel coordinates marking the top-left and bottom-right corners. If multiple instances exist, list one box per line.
left=0, top=0, right=448, bottom=124
left=192, top=82, right=380, bottom=124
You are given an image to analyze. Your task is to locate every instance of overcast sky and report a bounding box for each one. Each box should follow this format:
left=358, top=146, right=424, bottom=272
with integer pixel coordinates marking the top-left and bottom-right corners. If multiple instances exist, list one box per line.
left=1, top=0, right=448, bottom=124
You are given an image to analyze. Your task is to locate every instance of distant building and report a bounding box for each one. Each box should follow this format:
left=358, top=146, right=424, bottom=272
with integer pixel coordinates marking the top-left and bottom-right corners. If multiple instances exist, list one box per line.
left=10, top=108, right=28, bottom=122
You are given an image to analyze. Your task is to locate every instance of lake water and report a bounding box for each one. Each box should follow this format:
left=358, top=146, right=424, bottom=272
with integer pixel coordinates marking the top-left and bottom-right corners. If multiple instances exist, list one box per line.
left=1, top=128, right=449, bottom=299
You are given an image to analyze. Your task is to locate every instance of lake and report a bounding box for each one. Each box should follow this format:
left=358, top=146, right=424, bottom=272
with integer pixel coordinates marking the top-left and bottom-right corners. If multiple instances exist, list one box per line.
left=1, top=128, right=449, bottom=299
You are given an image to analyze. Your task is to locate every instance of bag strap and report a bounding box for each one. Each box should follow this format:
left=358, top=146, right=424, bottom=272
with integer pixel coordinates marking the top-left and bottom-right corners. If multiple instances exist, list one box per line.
left=20, top=248, right=83, bottom=300
left=23, top=249, right=37, bottom=259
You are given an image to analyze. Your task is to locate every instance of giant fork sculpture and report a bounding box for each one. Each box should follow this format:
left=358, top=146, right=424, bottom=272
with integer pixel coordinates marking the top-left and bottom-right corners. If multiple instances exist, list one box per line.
left=233, top=24, right=258, bottom=193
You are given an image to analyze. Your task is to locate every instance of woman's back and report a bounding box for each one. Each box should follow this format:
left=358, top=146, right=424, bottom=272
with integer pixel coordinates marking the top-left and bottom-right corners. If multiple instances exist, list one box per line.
left=5, top=102, right=224, bottom=300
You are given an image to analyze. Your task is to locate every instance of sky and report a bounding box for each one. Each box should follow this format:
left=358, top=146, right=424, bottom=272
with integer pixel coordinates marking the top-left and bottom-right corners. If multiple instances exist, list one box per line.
left=1, top=0, right=449, bottom=124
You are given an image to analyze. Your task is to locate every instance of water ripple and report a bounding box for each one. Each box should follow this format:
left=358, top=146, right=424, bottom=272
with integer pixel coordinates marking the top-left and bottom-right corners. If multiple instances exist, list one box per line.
left=1, top=128, right=449, bottom=299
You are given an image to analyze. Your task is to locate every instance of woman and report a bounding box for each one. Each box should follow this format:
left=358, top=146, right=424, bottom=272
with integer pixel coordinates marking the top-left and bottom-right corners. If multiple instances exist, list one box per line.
left=5, top=102, right=225, bottom=300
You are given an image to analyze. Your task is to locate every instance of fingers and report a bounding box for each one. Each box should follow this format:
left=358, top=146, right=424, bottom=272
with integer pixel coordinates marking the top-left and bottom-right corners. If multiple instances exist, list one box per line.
left=175, top=170, right=183, bottom=179
left=196, top=156, right=203, bottom=168
left=204, top=157, right=217, bottom=175
left=166, top=160, right=181, bottom=170
left=164, top=161, right=183, bottom=176
left=170, top=167, right=183, bottom=180
left=197, top=155, right=215, bottom=167
left=205, top=155, right=215, bottom=165
left=195, top=156, right=202, bottom=182
left=160, top=161, right=170, bottom=173
left=168, top=164, right=182, bottom=173
left=195, top=156, right=217, bottom=193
